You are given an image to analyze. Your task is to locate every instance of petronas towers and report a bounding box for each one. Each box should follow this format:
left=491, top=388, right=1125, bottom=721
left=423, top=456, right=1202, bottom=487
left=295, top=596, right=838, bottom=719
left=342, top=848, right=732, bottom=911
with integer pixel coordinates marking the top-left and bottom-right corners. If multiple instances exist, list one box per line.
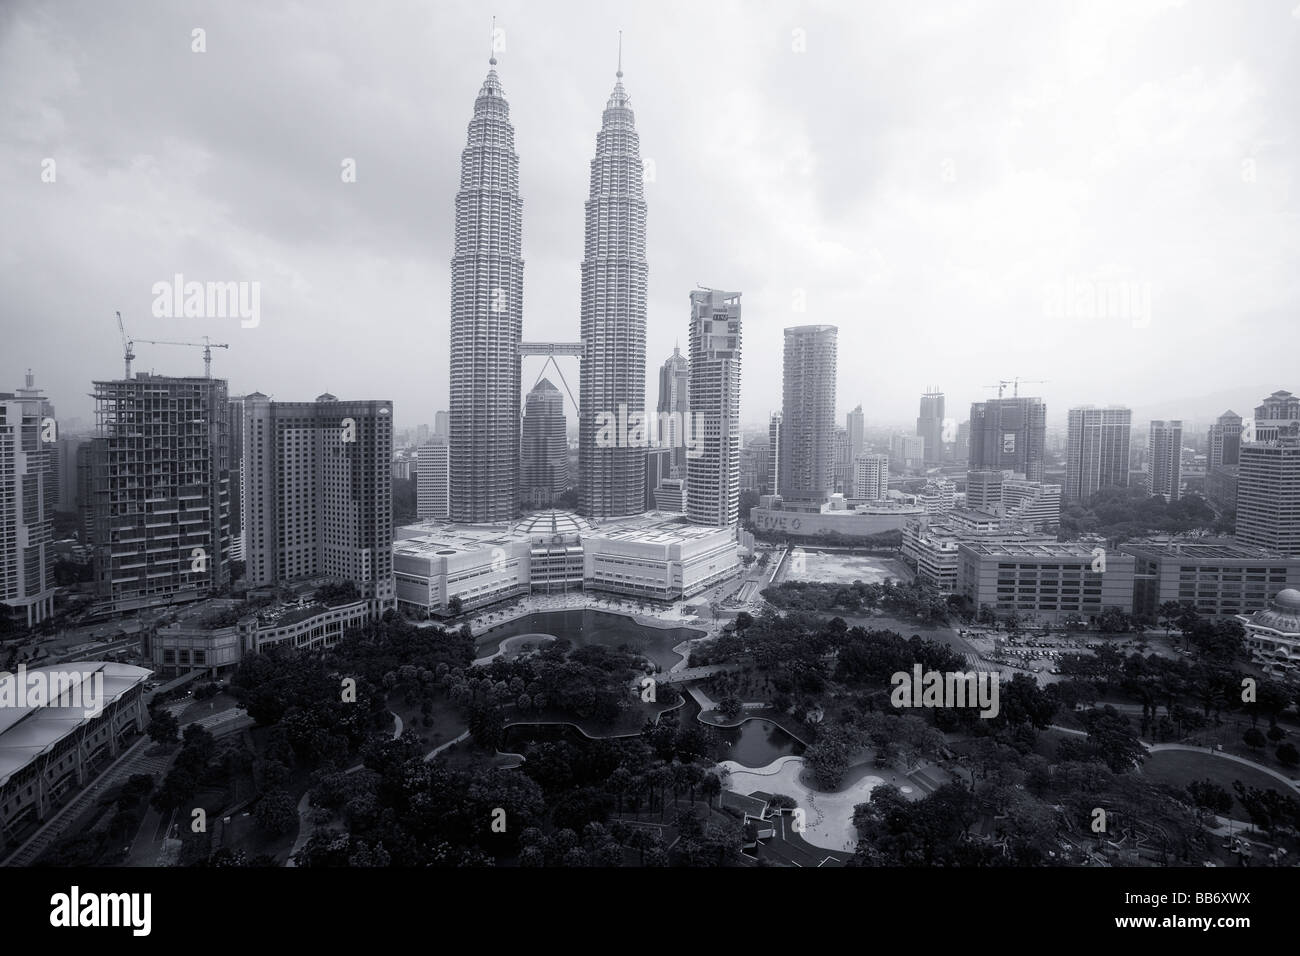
left=577, top=64, right=648, bottom=518
left=449, top=55, right=523, bottom=524
left=448, top=46, right=647, bottom=522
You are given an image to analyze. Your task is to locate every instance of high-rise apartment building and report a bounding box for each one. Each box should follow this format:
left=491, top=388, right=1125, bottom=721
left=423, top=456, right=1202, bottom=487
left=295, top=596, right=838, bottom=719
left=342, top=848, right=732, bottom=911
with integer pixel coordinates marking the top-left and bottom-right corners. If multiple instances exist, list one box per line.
left=832, top=426, right=851, bottom=493
left=417, top=441, right=451, bottom=520
left=242, top=393, right=394, bottom=613
left=88, top=374, right=231, bottom=615
left=449, top=56, right=524, bottom=523
left=969, top=396, right=1047, bottom=482
left=1064, top=405, right=1132, bottom=503
left=768, top=412, right=782, bottom=497
left=0, top=373, right=56, bottom=626
left=917, top=389, right=945, bottom=465
left=579, top=62, right=648, bottom=518
left=1147, top=420, right=1183, bottom=502
left=433, top=410, right=449, bottom=442
left=686, top=289, right=742, bottom=528
left=779, top=325, right=837, bottom=508
left=520, top=379, right=569, bottom=509
left=852, top=453, right=889, bottom=501
left=1236, top=389, right=1300, bottom=556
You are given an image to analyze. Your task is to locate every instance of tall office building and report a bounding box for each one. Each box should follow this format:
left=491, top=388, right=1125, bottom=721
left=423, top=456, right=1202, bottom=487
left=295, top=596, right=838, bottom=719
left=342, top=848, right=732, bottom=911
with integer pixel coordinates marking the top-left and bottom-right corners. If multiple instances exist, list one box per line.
left=686, top=289, right=742, bottom=528
left=1207, top=410, right=1243, bottom=469
left=89, top=374, right=231, bottom=614
left=1251, top=390, right=1300, bottom=442
left=955, top=420, right=970, bottom=463
left=917, top=389, right=945, bottom=465
left=779, top=325, right=837, bottom=507
left=579, top=60, right=648, bottom=518
left=846, top=405, right=865, bottom=464
left=832, top=427, right=851, bottom=493
left=891, top=434, right=925, bottom=473
left=52, top=435, right=85, bottom=513
left=417, top=441, right=451, bottom=520
left=1064, top=405, right=1132, bottom=503
left=657, top=346, right=689, bottom=474
left=433, top=410, right=449, bottom=442
left=449, top=55, right=524, bottom=523
left=852, top=453, right=889, bottom=501
left=520, top=378, right=569, bottom=509
left=0, top=374, right=56, bottom=626
left=242, top=393, right=394, bottom=613
left=768, top=412, right=782, bottom=497
left=226, top=394, right=248, bottom=563
left=965, top=470, right=1006, bottom=510
left=1236, top=389, right=1300, bottom=556
left=969, top=396, right=1047, bottom=482
left=1147, top=420, right=1183, bottom=502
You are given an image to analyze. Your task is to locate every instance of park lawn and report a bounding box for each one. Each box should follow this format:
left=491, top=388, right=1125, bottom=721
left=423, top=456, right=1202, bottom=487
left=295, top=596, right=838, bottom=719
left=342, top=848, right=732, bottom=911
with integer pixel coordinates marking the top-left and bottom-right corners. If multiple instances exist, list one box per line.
left=388, top=692, right=466, bottom=750
left=178, top=691, right=241, bottom=723
left=1139, top=749, right=1297, bottom=818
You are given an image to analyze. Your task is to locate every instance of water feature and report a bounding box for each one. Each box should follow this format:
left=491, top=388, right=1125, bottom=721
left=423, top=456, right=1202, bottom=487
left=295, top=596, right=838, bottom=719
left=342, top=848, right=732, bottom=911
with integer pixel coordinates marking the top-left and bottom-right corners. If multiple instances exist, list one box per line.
left=477, top=609, right=700, bottom=672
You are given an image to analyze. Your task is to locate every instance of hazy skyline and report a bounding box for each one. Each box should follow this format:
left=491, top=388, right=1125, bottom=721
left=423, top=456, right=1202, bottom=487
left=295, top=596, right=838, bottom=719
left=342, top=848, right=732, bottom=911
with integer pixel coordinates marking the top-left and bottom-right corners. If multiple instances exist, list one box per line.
left=3, top=0, right=1297, bottom=431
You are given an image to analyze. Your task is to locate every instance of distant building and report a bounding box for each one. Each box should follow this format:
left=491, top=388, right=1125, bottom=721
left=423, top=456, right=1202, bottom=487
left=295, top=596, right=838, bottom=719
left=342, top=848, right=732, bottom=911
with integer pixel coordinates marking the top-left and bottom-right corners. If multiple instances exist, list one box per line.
left=917, top=389, right=945, bottom=466
left=1065, top=405, right=1131, bottom=503
left=768, top=412, right=783, bottom=497
left=779, top=325, right=837, bottom=508
left=852, top=453, right=890, bottom=501
left=846, top=405, right=865, bottom=465
left=890, top=434, right=925, bottom=472
left=1147, top=420, right=1183, bottom=502
left=1001, top=476, right=1062, bottom=532
left=751, top=494, right=924, bottom=542
left=965, top=470, right=1006, bottom=510
left=645, top=447, right=674, bottom=511
left=657, top=346, right=690, bottom=474
left=903, top=512, right=1053, bottom=591
left=417, top=442, right=450, bottom=520
left=520, top=378, right=569, bottom=509
left=1237, top=437, right=1300, bottom=556
left=1207, top=410, right=1242, bottom=470
left=969, top=396, right=1047, bottom=482
left=915, top=478, right=957, bottom=515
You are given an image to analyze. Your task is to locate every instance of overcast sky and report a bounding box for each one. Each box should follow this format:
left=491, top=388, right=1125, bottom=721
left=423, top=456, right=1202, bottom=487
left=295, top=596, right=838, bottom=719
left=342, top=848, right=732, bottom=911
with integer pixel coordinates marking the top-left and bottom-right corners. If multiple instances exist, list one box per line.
left=2, top=0, right=1297, bottom=435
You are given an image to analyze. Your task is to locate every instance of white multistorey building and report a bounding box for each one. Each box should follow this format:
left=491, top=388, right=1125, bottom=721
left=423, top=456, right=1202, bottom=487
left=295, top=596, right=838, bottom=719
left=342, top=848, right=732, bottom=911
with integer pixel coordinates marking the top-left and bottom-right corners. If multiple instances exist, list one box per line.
left=0, top=373, right=56, bottom=626
left=852, top=453, right=889, bottom=501
left=449, top=55, right=524, bottom=523
left=392, top=510, right=740, bottom=616
left=686, top=289, right=742, bottom=529
left=416, top=441, right=450, bottom=520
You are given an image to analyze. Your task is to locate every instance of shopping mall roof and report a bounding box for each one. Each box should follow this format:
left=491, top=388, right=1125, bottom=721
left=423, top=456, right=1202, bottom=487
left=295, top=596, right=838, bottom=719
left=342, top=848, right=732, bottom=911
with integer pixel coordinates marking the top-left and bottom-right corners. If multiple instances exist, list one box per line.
left=0, top=662, right=151, bottom=788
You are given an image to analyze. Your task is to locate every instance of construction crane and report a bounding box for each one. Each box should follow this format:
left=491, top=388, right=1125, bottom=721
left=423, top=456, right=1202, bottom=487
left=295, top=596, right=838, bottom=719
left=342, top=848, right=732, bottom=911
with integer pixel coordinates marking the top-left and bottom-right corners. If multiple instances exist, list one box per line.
left=983, top=377, right=1048, bottom=399
left=115, top=311, right=135, bottom=378
left=114, top=313, right=230, bottom=377
left=135, top=336, right=230, bottom=377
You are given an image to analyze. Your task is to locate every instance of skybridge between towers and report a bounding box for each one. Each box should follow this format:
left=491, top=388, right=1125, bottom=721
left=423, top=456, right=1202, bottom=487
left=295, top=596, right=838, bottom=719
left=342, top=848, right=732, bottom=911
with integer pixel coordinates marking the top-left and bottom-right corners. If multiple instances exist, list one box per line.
left=519, top=340, right=584, bottom=411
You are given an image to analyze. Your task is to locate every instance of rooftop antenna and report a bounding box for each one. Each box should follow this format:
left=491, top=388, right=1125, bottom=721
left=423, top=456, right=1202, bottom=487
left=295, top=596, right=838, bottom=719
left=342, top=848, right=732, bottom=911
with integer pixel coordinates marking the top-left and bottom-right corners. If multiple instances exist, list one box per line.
left=489, top=15, right=497, bottom=66
left=617, top=29, right=623, bottom=78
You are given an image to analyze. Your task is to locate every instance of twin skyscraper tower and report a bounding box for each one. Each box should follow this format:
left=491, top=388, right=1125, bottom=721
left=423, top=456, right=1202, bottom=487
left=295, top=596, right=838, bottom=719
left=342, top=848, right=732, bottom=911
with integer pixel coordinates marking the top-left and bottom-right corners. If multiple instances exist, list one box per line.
left=448, top=47, right=648, bottom=524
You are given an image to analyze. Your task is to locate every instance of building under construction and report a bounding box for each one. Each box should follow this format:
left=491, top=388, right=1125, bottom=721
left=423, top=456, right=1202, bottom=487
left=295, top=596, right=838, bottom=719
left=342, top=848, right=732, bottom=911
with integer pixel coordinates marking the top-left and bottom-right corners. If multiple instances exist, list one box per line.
left=87, top=373, right=232, bottom=615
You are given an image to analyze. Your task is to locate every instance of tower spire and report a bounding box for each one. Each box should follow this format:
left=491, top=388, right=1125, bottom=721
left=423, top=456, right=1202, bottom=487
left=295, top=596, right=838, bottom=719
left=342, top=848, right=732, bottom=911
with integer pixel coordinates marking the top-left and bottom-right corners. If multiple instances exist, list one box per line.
left=489, top=15, right=497, bottom=66
left=617, top=30, right=622, bottom=78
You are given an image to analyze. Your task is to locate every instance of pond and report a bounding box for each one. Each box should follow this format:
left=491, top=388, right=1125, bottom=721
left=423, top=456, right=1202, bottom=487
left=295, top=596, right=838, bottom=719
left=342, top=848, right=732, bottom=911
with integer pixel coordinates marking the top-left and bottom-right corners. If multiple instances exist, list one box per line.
left=476, top=609, right=701, bottom=672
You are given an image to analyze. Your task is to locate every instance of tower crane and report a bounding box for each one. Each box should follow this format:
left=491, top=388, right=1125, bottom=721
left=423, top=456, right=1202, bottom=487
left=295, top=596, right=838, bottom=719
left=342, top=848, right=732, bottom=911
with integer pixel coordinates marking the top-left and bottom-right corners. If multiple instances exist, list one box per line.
left=114, top=312, right=230, bottom=377
left=982, top=378, right=1048, bottom=399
